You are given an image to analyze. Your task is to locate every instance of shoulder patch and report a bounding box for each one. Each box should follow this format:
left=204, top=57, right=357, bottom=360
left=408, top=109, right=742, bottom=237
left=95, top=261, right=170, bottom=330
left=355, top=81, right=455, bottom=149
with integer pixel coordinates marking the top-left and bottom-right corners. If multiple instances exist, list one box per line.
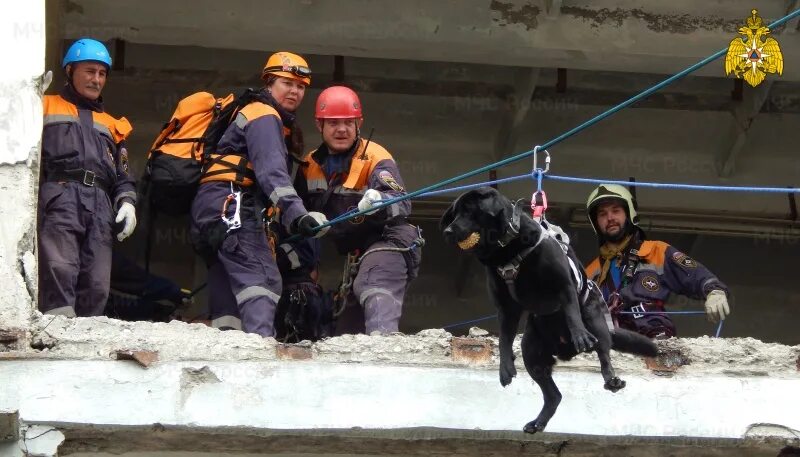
left=378, top=170, right=404, bottom=192
left=119, top=147, right=129, bottom=173
left=671, top=251, right=697, bottom=268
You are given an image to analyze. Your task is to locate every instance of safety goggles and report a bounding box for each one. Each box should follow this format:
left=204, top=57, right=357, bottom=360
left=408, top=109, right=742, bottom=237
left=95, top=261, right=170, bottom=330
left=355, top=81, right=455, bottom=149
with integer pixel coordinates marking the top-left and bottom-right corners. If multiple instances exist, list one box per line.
left=264, top=65, right=312, bottom=79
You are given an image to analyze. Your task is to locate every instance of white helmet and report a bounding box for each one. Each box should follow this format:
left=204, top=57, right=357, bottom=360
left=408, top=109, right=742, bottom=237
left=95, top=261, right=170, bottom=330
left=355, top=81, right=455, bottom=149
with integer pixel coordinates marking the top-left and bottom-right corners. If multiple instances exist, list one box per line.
left=586, top=184, right=639, bottom=235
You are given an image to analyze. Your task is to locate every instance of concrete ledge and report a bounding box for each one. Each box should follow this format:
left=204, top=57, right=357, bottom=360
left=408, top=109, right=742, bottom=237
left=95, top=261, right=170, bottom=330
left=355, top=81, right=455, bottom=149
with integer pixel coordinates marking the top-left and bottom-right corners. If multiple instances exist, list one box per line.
left=45, top=424, right=800, bottom=456
left=0, top=359, right=798, bottom=441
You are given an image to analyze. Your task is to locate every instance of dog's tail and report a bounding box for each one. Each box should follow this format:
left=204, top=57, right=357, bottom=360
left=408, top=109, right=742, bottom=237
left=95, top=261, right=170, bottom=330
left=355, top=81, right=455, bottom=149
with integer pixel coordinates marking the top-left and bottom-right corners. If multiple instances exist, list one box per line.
left=611, top=329, right=658, bottom=357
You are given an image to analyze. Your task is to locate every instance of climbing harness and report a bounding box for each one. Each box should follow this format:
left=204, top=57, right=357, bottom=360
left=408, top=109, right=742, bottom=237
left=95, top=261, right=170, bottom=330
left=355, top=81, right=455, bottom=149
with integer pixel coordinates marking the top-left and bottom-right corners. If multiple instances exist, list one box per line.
left=332, top=226, right=425, bottom=317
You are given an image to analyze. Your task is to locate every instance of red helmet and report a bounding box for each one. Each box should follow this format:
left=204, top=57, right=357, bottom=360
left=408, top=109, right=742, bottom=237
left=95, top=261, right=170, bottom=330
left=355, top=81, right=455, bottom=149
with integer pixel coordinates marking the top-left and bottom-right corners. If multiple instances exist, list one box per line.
left=315, top=86, right=363, bottom=120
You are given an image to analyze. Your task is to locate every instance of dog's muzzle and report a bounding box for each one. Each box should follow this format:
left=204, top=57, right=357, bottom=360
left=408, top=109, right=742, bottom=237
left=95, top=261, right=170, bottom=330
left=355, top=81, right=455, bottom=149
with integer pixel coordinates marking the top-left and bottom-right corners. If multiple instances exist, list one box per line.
left=457, top=232, right=480, bottom=250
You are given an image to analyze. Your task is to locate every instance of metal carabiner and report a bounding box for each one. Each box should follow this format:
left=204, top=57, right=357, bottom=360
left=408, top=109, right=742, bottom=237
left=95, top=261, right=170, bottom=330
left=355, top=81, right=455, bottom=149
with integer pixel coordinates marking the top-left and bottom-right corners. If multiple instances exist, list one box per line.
left=221, top=185, right=242, bottom=233
left=532, top=145, right=551, bottom=176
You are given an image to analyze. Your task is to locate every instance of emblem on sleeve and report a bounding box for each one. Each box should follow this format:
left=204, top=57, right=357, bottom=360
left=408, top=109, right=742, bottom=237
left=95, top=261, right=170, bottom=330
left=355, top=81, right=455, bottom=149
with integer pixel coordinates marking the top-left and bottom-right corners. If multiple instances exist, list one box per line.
left=641, top=275, right=660, bottom=292
left=378, top=170, right=404, bottom=192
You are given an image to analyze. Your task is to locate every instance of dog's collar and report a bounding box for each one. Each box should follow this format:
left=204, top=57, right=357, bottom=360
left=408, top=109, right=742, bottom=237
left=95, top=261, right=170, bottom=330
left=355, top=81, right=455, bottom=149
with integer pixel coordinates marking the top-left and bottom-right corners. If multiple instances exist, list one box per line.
left=496, top=228, right=548, bottom=283
left=497, top=199, right=523, bottom=247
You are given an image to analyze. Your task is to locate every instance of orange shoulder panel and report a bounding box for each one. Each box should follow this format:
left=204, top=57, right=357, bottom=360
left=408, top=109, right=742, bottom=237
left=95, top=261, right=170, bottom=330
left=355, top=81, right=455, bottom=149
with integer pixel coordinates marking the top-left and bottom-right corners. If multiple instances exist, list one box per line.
left=238, top=101, right=279, bottom=124
left=638, top=240, right=669, bottom=267
left=43, top=95, right=77, bottom=117
left=94, top=112, right=133, bottom=143
left=362, top=141, right=394, bottom=179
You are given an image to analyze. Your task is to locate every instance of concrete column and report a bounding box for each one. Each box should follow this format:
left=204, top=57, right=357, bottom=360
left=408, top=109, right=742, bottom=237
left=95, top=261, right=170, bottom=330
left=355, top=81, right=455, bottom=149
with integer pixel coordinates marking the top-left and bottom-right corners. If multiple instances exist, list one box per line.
left=0, top=0, right=44, bottom=332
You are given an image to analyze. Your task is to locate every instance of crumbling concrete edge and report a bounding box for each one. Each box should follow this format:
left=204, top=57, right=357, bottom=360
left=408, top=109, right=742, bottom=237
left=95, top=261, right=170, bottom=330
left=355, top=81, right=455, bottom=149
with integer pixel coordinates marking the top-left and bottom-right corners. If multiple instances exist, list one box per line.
left=5, top=317, right=799, bottom=381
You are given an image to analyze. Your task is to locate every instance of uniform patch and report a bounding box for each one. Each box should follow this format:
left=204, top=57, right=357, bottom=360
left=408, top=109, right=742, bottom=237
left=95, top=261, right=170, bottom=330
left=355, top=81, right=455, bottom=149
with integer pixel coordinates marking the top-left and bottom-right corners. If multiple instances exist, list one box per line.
left=671, top=251, right=697, bottom=268
left=379, top=170, right=404, bottom=192
left=119, top=148, right=129, bottom=174
left=347, top=206, right=365, bottom=225
left=641, top=275, right=660, bottom=292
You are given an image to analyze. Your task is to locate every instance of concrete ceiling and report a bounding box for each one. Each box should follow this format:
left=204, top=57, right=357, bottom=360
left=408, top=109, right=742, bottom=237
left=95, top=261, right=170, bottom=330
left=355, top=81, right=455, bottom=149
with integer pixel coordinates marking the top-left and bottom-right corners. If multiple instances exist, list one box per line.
left=61, top=0, right=800, bottom=79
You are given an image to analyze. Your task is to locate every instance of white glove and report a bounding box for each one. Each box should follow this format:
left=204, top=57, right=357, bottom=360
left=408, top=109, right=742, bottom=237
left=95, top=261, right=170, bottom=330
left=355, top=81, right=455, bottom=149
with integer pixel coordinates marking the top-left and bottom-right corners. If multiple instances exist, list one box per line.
left=308, top=211, right=330, bottom=238
left=358, top=189, right=383, bottom=215
left=704, top=290, right=730, bottom=323
left=115, top=202, right=137, bottom=242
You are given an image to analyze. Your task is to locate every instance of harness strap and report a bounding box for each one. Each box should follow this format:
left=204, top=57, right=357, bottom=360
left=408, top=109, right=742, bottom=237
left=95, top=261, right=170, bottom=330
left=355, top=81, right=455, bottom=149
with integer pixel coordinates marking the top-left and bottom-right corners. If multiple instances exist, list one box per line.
left=496, top=228, right=547, bottom=302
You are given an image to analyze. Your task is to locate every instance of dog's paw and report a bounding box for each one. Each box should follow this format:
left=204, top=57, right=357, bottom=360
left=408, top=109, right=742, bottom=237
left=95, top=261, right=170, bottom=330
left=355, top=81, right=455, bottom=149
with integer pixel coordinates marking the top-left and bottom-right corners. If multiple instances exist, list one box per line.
left=570, top=328, right=598, bottom=353
left=604, top=377, right=626, bottom=392
left=499, top=361, right=517, bottom=387
left=523, top=419, right=546, bottom=434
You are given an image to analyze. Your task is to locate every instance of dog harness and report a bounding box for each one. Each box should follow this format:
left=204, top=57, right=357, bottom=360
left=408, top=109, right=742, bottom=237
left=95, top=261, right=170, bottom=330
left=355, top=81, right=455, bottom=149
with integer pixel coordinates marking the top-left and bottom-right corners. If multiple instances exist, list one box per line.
left=496, top=224, right=592, bottom=307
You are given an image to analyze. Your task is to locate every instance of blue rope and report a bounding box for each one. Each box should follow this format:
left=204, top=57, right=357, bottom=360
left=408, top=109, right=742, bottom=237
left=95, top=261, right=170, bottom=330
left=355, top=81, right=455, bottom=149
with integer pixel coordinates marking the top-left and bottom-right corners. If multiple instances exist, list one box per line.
left=442, top=312, right=725, bottom=337
left=419, top=174, right=533, bottom=197
left=535, top=170, right=544, bottom=193
left=545, top=174, right=800, bottom=193
left=418, top=171, right=800, bottom=198
left=304, top=8, right=800, bottom=233
left=442, top=315, right=495, bottom=330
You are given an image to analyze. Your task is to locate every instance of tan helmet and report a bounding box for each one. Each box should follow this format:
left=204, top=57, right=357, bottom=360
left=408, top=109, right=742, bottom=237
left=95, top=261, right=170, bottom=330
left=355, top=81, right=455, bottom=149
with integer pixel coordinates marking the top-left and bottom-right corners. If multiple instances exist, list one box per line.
left=261, top=51, right=311, bottom=86
left=586, top=184, right=639, bottom=234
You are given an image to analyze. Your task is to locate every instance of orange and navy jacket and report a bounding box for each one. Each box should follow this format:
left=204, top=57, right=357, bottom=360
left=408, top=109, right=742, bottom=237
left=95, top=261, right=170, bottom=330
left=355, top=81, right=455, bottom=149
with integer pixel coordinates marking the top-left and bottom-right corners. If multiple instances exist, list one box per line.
left=200, top=90, right=307, bottom=230
left=295, top=137, right=413, bottom=254
left=42, top=85, right=135, bottom=208
left=585, top=240, right=728, bottom=306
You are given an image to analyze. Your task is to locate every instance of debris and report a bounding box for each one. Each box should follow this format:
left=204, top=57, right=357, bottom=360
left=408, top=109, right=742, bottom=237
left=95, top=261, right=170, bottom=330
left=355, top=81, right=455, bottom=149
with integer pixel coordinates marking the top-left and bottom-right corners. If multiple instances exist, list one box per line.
left=276, top=343, right=313, bottom=360
left=451, top=337, right=492, bottom=365
left=115, top=350, right=159, bottom=368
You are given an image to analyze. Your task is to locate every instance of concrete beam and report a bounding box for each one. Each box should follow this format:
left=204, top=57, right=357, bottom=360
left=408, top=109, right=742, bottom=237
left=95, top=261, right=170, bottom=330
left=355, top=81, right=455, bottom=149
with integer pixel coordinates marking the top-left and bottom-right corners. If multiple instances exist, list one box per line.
left=716, top=81, right=774, bottom=177
left=493, top=67, right=541, bottom=160
left=103, top=67, right=800, bottom=116
left=52, top=423, right=800, bottom=456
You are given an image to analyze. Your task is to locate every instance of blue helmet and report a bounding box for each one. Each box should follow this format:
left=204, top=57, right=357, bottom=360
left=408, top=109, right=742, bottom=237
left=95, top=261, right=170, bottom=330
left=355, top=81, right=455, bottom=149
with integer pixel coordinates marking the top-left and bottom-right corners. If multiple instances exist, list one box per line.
left=62, top=38, right=112, bottom=69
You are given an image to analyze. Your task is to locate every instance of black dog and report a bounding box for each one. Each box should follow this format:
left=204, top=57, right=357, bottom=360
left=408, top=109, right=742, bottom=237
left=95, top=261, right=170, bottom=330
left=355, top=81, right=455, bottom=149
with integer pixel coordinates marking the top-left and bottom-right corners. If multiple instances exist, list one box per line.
left=440, top=187, right=657, bottom=433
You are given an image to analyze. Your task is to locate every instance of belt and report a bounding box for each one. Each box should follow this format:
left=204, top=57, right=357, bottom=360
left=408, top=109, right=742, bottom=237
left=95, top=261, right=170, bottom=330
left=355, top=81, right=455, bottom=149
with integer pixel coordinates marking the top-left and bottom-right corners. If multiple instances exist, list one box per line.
left=47, top=169, right=111, bottom=194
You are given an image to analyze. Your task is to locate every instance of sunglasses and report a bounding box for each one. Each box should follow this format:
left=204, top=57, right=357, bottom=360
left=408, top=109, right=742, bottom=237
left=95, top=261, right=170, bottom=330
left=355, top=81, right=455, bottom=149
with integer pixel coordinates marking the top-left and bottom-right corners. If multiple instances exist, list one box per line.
left=264, top=65, right=311, bottom=78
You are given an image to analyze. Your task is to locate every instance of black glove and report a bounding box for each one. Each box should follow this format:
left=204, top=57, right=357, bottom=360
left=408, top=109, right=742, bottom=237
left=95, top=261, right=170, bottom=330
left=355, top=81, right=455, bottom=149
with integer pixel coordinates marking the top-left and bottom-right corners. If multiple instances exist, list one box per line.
left=291, top=212, right=330, bottom=238
left=292, top=214, right=320, bottom=237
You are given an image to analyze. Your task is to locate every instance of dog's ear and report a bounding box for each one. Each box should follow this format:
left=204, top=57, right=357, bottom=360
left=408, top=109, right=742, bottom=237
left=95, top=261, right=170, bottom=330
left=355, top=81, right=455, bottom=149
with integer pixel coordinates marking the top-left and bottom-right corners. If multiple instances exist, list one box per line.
left=476, top=189, right=510, bottom=218
left=439, top=202, right=457, bottom=232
